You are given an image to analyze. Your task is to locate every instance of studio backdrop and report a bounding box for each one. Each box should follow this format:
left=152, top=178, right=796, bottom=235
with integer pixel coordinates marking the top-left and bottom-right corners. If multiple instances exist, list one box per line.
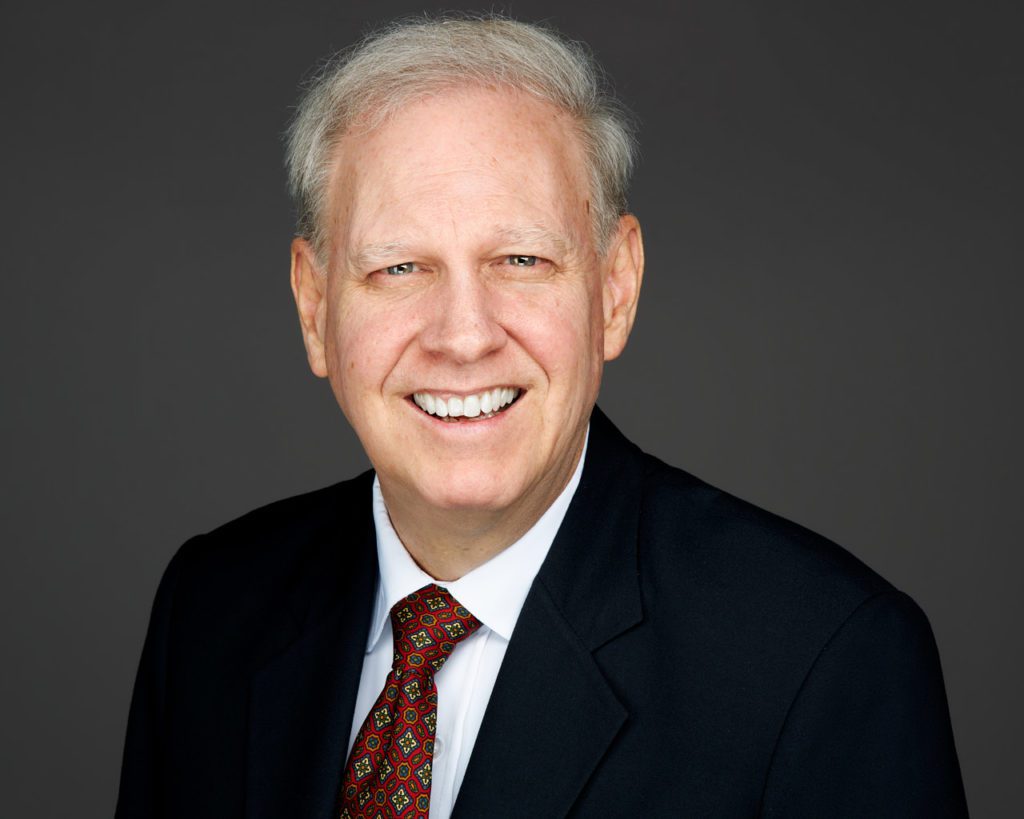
left=1, top=1, right=1020, bottom=816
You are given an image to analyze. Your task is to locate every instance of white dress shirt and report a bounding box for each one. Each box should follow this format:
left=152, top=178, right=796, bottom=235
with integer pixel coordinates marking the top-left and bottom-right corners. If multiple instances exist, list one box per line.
left=347, top=432, right=588, bottom=819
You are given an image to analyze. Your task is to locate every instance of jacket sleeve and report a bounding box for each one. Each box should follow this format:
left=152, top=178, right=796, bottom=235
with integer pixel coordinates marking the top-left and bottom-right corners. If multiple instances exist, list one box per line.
left=114, top=542, right=190, bottom=819
left=759, top=590, right=969, bottom=818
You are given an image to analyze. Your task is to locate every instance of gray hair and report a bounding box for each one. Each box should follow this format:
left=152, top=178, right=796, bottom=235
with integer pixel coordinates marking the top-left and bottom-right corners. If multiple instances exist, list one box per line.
left=285, top=14, right=638, bottom=261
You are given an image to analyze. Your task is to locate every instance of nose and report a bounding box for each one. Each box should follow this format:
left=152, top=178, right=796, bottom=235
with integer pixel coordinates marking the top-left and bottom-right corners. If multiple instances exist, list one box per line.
left=418, top=267, right=507, bottom=363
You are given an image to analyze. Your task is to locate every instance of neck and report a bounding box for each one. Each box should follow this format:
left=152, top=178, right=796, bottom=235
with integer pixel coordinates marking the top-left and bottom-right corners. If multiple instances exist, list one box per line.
left=380, top=443, right=585, bottom=582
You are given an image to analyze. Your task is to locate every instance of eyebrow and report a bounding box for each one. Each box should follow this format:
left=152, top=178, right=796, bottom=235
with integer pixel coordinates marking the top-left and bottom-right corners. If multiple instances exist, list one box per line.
left=492, top=226, right=571, bottom=258
left=349, top=241, right=413, bottom=271
left=348, top=225, right=574, bottom=270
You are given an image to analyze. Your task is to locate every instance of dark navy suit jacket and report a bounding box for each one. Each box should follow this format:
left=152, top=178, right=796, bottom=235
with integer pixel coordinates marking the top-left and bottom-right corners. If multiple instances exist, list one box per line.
left=116, top=408, right=969, bottom=817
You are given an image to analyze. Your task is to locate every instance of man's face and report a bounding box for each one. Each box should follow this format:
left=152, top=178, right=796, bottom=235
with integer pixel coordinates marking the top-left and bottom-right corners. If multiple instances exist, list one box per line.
left=293, top=86, right=641, bottom=526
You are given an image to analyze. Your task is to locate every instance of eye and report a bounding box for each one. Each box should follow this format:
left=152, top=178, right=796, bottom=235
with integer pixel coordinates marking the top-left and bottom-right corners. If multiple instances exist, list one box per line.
left=507, top=255, right=538, bottom=267
left=384, top=262, right=418, bottom=276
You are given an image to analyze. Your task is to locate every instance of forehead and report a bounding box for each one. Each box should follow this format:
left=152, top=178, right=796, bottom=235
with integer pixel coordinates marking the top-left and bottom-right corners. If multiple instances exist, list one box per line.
left=327, top=86, right=593, bottom=253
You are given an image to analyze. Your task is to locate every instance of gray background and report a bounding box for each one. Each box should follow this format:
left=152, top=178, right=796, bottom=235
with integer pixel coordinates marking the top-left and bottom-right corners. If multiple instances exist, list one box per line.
left=1, top=0, right=1020, bottom=815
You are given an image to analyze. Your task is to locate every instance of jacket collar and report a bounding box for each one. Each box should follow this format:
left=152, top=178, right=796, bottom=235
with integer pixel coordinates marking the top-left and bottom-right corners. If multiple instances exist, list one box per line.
left=535, top=406, right=645, bottom=650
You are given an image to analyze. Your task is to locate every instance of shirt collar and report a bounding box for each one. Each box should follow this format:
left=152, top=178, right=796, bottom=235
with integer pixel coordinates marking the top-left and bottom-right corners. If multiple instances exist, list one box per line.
left=366, top=427, right=589, bottom=652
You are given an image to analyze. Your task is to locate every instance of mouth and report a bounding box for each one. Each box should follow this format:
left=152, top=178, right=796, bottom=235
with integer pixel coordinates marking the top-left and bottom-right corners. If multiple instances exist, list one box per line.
left=409, top=387, right=522, bottom=422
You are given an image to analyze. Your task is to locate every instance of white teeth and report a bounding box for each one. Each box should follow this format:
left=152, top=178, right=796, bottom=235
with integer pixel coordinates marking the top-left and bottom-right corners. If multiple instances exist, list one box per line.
left=412, top=388, right=521, bottom=419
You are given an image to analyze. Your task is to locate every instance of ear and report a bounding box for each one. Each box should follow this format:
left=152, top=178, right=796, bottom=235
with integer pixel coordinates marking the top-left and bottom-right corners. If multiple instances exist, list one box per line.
left=601, top=214, right=645, bottom=361
left=290, top=237, right=329, bottom=378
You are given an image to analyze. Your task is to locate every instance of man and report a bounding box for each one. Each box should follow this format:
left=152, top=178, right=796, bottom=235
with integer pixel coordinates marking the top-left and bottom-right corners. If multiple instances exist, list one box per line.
left=116, top=15, right=968, bottom=819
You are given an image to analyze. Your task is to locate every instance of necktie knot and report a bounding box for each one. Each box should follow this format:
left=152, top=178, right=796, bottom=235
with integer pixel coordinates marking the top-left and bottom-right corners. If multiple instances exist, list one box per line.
left=390, top=584, right=481, bottom=677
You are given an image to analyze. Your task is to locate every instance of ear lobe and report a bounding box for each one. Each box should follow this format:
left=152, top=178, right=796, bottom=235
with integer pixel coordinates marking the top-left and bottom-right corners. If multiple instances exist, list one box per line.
left=602, top=214, right=645, bottom=362
left=290, top=238, right=329, bottom=378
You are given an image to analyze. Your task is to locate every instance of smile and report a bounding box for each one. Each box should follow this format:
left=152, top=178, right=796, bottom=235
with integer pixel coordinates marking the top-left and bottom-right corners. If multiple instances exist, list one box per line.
left=411, top=387, right=522, bottom=421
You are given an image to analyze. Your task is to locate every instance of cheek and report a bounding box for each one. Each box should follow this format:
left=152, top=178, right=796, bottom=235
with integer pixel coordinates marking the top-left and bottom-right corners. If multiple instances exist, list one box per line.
left=323, top=296, right=402, bottom=405
left=510, top=287, right=603, bottom=377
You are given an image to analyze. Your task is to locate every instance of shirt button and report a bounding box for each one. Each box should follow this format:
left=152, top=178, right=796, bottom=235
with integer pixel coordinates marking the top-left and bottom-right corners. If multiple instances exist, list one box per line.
left=434, top=737, right=445, bottom=757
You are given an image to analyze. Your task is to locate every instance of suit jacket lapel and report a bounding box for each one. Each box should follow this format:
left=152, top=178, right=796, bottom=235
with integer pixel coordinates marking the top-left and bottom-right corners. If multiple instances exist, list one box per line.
left=453, top=408, right=645, bottom=818
left=245, top=474, right=378, bottom=819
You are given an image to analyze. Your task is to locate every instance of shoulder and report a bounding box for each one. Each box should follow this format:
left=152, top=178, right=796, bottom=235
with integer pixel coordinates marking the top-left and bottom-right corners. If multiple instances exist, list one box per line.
left=583, top=408, right=899, bottom=638
left=155, top=471, right=375, bottom=638
left=627, top=451, right=954, bottom=763
left=634, top=451, right=900, bottom=649
left=174, top=471, right=372, bottom=573
left=642, top=454, right=890, bottom=593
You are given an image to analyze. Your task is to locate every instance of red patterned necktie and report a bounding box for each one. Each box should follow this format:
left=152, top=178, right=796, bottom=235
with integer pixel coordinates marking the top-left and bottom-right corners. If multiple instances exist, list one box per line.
left=340, top=584, right=482, bottom=818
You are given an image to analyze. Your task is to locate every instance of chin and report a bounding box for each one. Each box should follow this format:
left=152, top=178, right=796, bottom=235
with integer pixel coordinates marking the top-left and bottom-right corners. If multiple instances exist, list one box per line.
left=414, top=468, right=528, bottom=514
